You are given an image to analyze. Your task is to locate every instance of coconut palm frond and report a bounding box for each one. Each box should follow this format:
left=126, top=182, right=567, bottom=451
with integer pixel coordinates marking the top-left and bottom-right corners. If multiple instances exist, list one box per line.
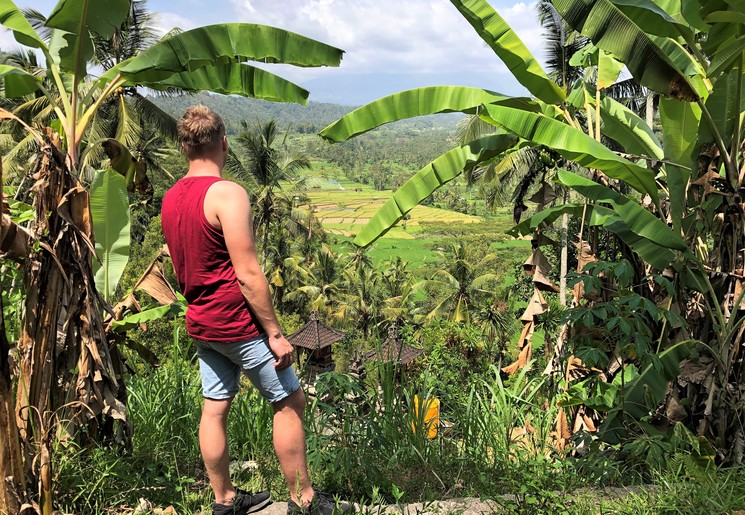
left=606, top=78, right=648, bottom=115
left=114, top=96, right=142, bottom=149
left=223, top=147, right=251, bottom=184
left=92, top=0, right=159, bottom=69
left=3, top=132, right=40, bottom=181
left=455, top=114, right=499, bottom=146
left=21, top=8, right=52, bottom=43
left=132, top=93, right=178, bottom=142
left=537, top=1, right=588, bottom=88
left=0, top=47, right=41, bottom=72
left=13, top=95, right=49, bottom=121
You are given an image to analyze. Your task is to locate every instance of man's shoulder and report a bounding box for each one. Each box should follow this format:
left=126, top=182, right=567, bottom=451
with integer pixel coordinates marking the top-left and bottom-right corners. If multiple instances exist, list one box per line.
left=208, top=180, right=248, bottom=201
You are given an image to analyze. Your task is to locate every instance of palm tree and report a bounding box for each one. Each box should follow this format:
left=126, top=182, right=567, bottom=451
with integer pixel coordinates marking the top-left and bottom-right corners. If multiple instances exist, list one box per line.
left=226, top=120, right=312, bottom=265
left=415, top=242, right=501, bottom=324
left=379, top=257, right=415, bottom=327
left=286, top=244, right=345, bottom=320
left=475, top=293, right=517, bottom=366
left=341, top=260, right=384, bottom=339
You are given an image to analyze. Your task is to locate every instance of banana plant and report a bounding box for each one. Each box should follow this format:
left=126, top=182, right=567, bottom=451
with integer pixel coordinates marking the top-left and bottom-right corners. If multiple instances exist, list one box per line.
left=0, top=1, right=344, bottom=512
left=320, top=0, right=677, bottom=248
left=320, top=0, right=745, bottom=459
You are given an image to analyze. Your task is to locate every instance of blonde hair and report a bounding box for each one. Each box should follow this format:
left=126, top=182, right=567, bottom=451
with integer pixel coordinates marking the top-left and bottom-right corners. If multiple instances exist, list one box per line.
left=177, top=105, right=225, bottom=159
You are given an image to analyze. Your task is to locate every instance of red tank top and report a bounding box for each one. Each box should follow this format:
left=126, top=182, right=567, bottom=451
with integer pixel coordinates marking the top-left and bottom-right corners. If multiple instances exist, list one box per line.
left=161, top=176, right=261, bottom=342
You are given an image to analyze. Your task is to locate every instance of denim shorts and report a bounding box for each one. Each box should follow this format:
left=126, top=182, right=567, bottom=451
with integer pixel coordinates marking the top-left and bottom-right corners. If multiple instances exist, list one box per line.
left=194, top=334, right=300, bottom=404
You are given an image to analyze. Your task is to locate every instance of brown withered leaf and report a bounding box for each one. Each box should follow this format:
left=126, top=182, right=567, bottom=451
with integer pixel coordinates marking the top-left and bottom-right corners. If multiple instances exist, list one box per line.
left=528, top=183, right=558, bottom=208
left=524, top=249, right=559, bottom=292
left=665, top=393, right=687, bottom=423
left=1, top=214, right=32, bottom=261
left=521, top=288, right=549, bottom=322
left=502, top=342, right=532, bottom=375
left=678, top=357, right=714, bottom=386
left=502, top=321, right=534, bottom=374
left=134, top=256, right=178, bottom=306
left=56, top=185, right=96, bottom=256
left=691, top=170, right=731, bottom=197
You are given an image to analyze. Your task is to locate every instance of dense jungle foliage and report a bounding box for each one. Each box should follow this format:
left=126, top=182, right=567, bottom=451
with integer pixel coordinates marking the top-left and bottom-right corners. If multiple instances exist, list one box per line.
left=3, top=0, right=745, bottom=514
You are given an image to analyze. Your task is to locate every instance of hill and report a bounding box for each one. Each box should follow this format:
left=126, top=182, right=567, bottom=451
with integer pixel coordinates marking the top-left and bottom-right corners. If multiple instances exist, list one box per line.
left=149, top=92, right=462, bottom=135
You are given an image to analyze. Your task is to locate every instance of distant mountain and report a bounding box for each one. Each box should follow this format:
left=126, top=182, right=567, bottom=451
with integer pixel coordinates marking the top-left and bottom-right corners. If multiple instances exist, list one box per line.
left=299, top=70, right=530, bottom=106
left=149, top=91, right=463, bottom=135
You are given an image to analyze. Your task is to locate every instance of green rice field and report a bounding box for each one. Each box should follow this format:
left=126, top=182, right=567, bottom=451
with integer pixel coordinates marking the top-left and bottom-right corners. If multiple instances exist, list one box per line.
left=296, top=172, right=532, bottom=269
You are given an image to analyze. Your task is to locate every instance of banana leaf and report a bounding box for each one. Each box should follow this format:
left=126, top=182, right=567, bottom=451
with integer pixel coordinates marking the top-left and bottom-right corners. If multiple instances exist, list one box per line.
left=708, top=35, right=745, bottom=77
left=320, top=86, right=536, bottom=142
left=109, top=302, right=186, bottom=332
left=660, top=97, right=701, bottom=231
left=0, top=0, right=46, bottom=49
left=600, top=339, right=694, bottom=444
left=450, top=0, right=565, bottom=104
left=556, top=169, right=686, bottom=252
left=704, top=11, right=745, bottom=25
left=135, top=62, right=310, bottom=105
left=353, top=134, right=519, bottom=247
left=0, top=64, right=41, bottom=97
left=570, top=44, right=624, bottom=89
left=507, top=203, right=586, bottom=238
left=46, top=0, right=130, bottom=80
left=698, top=68, right=744, bottom=150
left=599, top=95, right=664, bottom=159
left=654, top=0, right=708, bottom=31
left=480, top=103, right=659, bottom=200
left=508, top=202, right=677, bottom=269
left=117, top=23, right=344, bottom=83
left=90, top=169, right=130, bottom=302
left=552, top=0, right=698, bottom=101
left=610, top=0, right=691, bottom=38
left=46, top=0, right=129, bottom=37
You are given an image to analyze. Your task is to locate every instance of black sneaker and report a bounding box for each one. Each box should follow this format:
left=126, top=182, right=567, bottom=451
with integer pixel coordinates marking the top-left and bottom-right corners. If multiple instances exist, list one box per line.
left=287, top=491, right=351, bottom=515
left=212, top=488, right=272, bottom=515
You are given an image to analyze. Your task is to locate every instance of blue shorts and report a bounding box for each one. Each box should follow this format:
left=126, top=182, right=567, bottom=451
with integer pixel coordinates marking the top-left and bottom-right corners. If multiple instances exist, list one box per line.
left=195, top=334, right=300, bottom=404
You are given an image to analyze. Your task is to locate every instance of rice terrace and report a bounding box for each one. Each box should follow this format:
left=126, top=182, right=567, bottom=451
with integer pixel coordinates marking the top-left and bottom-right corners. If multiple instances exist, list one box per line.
left=2, top=0, right=745, bottom=514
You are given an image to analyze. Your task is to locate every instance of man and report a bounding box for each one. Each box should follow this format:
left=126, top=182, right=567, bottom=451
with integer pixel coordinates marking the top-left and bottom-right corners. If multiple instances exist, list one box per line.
left=162, top=106, right=341, bottom=515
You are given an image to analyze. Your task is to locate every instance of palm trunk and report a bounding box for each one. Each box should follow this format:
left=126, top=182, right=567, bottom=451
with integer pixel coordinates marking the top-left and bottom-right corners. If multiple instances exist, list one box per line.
left=15, top=134, right=129, bottom=513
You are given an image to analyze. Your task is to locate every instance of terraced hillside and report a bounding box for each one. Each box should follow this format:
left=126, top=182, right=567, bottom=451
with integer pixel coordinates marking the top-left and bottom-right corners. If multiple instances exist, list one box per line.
left=296, top=174, right=530, bottom=270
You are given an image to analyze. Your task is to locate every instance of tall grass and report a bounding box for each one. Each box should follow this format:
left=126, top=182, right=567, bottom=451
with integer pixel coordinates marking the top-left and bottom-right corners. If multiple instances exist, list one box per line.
left=62, top=329, right=745, bottom=513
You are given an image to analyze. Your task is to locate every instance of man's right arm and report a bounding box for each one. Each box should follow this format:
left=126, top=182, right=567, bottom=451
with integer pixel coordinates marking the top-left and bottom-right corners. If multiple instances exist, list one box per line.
left=209, top=181, right=294, bottom=369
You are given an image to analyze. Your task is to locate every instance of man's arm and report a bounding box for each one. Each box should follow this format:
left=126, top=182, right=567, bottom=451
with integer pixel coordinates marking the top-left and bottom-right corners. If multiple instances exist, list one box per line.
left=210, top=181, right=294, bottom=369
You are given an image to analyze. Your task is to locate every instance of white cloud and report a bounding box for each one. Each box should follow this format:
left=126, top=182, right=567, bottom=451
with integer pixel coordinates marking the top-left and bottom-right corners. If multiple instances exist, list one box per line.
left=152, top=12, right=198, bottom=36
left=228, top=0, right=546, bottom=85
left=0, top=28, right=25, bottom=54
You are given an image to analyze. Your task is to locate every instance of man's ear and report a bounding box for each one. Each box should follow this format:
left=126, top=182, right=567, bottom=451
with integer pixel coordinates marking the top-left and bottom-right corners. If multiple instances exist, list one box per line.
left=222, top=134, right=228, bottom=152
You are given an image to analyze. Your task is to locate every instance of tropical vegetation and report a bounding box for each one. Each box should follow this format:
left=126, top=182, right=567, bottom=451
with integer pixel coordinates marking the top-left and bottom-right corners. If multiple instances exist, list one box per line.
left=3, top=0, right=745, bottom=513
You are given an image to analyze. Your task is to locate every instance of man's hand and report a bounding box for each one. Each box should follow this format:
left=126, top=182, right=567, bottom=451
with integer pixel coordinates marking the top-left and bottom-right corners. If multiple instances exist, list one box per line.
left=268, top=335, right=295, bottom=369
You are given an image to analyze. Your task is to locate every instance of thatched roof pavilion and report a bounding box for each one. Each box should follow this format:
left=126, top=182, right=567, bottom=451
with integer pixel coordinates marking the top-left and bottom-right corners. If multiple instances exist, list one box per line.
left=365, top=325, right=423, bottom=365
left=288, top=311, right=344, bottom=375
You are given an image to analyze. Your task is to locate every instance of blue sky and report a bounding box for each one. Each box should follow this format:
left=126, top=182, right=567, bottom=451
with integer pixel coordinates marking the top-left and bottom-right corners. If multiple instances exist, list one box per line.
left=8, top=1, right=548, bottom=105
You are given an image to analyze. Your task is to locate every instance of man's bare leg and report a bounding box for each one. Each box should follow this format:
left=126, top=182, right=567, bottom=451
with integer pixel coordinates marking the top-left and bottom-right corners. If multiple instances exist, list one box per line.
left=273, top=388, right=314, bottom=506
left=201, top=397, right=236, bottom=504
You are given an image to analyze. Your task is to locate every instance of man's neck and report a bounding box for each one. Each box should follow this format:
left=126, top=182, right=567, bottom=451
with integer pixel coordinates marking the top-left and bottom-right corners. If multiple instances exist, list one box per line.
left=184, top=158, right=222, bottom=178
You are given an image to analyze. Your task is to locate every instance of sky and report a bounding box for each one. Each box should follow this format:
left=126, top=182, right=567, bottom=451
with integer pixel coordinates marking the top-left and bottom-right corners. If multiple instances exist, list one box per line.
left=4, top=0, right=549, bottom=105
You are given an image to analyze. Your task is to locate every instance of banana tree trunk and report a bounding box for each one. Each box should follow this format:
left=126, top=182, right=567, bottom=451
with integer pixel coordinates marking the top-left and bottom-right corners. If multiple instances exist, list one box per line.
left=14, top=133, right=129, bottom=513
left=646, top=91, right=655, bottom=129
left=560, top=211, right=568, bottom=306
left=1, top=155, right=28, bottom=514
